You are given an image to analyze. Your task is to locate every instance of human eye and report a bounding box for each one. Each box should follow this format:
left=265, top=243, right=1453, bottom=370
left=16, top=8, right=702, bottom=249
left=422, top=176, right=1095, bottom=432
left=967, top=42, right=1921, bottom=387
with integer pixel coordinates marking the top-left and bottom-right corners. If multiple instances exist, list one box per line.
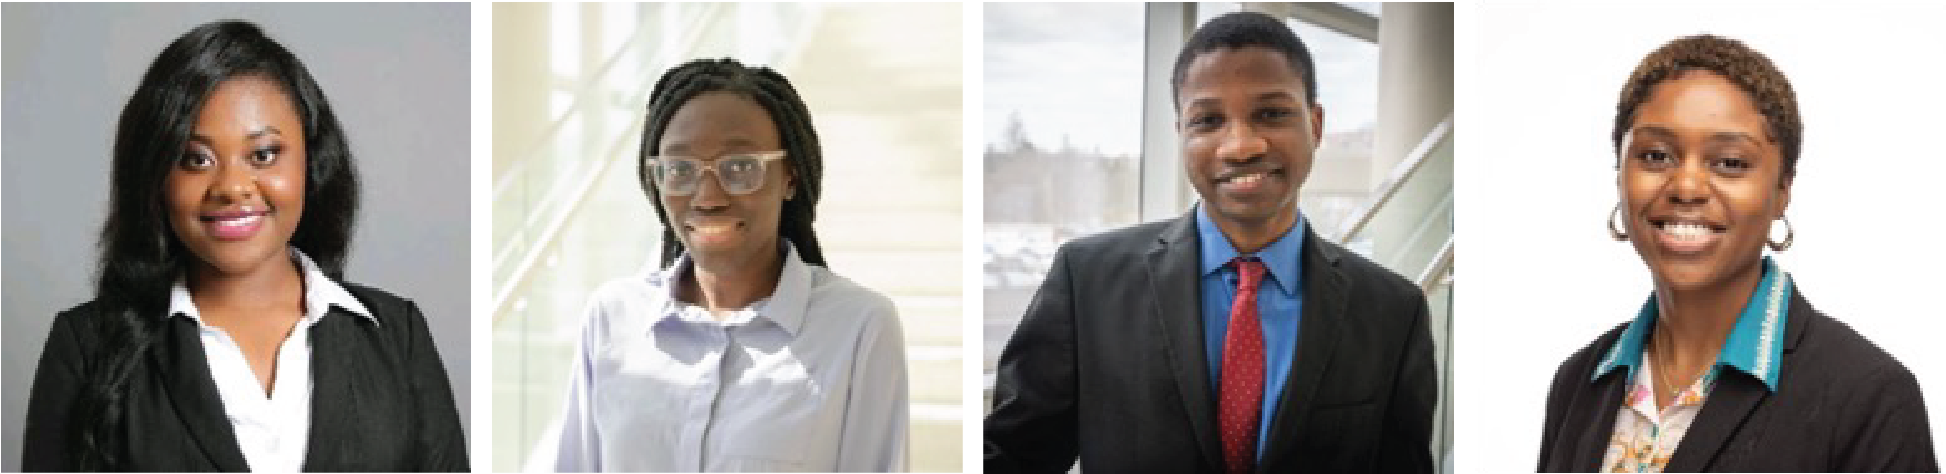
left=248, top=144, right=284, bottom=166
left=1635, top=148, right=1675, bottom=169
left=179, top=148, right=215, bottom=170
left=1711, top=155, right=1753, bottom=175
left=1254, top=106, right=1297, bottom=125
left=1184, top=113, right=1224, bottom=133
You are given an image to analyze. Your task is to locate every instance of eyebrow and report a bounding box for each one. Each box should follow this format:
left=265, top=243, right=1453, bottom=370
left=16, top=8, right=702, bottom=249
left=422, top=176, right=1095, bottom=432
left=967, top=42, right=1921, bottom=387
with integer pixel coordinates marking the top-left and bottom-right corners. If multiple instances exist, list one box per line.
left=1183, top=91, right=1302, bottom=110
left=1630, top=125, right=1763, bottom=146
left=659, top=137, right=762, bottom=155
left=189, top=126, right=284, bottom=143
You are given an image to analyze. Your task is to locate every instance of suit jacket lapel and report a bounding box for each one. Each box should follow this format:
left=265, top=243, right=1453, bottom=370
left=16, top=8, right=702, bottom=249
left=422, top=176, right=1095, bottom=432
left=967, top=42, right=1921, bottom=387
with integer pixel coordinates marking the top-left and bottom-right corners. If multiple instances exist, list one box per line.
left=304, top=311, right=363, bottom=471
left=1663, top=290, right=1808, bottom=471
left=1259, top=227, right=1346, bottom=470
left=1147, top=212, right=1223, bottom=469
left=1572, top=372, right=1629, bottom=471
left=1665, top=376, right=1767, bottom=471
left=153, top=316, right=250, bottom=471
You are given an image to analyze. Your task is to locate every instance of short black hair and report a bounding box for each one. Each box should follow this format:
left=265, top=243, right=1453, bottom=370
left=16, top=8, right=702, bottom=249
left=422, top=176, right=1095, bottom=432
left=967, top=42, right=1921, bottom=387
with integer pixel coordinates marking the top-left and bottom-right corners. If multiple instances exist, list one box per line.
left=1614, top=34, right=1801, bottom=181
left=1171, top=11, right=1320, bottom=108
left=80, top=19, right=357, bottom=469
left=638, top=58, right=828, bottom=268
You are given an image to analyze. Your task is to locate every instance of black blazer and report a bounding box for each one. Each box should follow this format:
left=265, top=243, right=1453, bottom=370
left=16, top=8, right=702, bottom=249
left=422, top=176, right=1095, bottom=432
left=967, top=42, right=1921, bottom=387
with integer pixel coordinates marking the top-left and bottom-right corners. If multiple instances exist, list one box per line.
left=1537, top=288, right=1938, bottom=472
left=984, top=210, right=1437, bottom=473
left=21, top=283, right=469, bottom=472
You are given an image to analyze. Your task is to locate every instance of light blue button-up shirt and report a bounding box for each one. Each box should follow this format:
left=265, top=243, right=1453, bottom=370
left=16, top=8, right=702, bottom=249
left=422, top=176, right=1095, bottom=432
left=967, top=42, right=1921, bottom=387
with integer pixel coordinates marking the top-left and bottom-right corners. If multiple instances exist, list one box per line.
left=534, top=241, right=909, bottom=472
left=1195, top=204, right=1304, bottom=461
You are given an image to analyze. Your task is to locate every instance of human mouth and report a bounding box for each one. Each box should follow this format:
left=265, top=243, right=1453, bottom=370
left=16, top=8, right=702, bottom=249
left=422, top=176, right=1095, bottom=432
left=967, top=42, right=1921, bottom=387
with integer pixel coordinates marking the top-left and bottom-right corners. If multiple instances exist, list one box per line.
left=684, top=218, right=744, bottom=246
left=1215, top=168, right=1284, bottom=194
left=200, top=208, right=269, bottom=241
left=1649, top=218, right=1726, bottom=255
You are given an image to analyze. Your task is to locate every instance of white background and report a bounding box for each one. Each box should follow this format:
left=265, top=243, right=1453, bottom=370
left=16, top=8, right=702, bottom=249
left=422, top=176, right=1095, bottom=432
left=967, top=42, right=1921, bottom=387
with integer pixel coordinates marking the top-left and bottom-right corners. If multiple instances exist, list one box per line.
left=1459, top=3, right=1946, bottom=471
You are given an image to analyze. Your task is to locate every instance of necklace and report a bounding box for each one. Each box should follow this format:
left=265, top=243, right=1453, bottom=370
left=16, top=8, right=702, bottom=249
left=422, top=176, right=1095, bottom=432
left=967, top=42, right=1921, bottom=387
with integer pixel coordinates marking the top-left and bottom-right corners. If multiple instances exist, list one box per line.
left=1650, top=327, right=1684, bottom=406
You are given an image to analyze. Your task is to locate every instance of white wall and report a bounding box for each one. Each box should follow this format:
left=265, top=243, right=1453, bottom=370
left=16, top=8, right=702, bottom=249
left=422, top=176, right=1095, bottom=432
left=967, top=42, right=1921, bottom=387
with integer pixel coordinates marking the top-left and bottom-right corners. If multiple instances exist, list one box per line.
left=1461, top=3, right=1946, bottom=471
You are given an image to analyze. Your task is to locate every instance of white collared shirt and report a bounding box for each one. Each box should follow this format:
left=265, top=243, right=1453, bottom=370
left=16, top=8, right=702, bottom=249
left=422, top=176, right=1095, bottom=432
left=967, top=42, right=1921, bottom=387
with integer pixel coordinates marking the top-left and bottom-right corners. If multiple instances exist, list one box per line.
left=534, top=242, right=909, bottom=472
left=164, top=248, right=373, bottom=473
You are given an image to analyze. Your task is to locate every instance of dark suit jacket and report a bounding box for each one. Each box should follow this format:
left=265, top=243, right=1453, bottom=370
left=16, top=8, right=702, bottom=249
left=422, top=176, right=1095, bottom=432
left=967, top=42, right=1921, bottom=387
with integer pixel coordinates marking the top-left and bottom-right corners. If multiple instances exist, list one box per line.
left=21, top=283, right=469, bottom=472
left=984, top=211, right=1437, bottom=473
left=1537, top=289, right=1938, bottom=472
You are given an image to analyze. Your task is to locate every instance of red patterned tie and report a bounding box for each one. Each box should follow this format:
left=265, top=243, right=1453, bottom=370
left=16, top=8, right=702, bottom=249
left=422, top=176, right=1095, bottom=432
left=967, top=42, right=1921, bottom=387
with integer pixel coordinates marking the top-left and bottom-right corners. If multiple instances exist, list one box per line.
left=1220, top=258, right=1267, bottom=474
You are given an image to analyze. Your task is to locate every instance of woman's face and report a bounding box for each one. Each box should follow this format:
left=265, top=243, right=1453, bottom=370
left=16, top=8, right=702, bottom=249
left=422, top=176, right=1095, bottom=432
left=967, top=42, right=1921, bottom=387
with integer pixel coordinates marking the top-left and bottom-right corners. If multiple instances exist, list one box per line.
left=655, top=91, right=793, bottom=269
left=165, top=75, right=308, bottom=277
left=1618, top=70, right=1789, bottom=292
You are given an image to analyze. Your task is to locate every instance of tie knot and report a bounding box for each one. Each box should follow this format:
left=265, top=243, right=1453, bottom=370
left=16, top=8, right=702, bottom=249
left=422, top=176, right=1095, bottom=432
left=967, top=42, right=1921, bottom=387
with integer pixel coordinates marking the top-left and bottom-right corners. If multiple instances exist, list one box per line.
left=1232, top=258, right=1266, bottom=290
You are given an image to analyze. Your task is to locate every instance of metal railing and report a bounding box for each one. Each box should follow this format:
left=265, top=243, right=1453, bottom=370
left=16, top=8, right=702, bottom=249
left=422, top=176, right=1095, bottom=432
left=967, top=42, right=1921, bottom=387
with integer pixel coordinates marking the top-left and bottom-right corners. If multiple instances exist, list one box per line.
left=1335, top=117, right=1453, bottom=243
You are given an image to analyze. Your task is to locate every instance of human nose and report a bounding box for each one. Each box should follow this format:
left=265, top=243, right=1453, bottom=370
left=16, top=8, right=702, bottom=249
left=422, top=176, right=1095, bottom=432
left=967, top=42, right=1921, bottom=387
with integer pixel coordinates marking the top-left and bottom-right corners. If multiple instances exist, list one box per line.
left=209, top=155, right=256, bottom=203
left=1215, top=123, right=1268, bottom=162
left=1666, top=154, right=1709, bottom=205
left=688, top=165, right=731, bottom=209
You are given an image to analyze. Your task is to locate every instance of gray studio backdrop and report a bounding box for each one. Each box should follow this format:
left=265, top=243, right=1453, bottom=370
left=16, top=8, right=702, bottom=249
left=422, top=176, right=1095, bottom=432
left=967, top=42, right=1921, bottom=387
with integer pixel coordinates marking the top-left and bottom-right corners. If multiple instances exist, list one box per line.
left=0, top=3, right=471, bottom=469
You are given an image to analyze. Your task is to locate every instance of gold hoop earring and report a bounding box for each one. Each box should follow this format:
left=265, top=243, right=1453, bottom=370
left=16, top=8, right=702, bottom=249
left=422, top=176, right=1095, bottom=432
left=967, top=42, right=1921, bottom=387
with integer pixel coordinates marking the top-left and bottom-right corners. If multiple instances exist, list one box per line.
left=1767, top=215, right=1794, bottom=251
left=1608, top=203, right=1628, bottom=241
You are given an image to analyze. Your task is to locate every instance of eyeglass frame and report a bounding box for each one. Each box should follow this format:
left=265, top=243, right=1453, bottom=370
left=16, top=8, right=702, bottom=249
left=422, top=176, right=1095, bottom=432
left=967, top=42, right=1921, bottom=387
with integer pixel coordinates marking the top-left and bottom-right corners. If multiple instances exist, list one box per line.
left=642, top=151, right=788, bottom=196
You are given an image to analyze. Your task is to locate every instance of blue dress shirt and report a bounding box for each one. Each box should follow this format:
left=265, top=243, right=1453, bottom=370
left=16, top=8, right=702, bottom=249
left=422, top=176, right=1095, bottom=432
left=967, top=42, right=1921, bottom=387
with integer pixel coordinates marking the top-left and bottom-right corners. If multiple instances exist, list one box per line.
left=1195, top=204, right=1304, bottom=461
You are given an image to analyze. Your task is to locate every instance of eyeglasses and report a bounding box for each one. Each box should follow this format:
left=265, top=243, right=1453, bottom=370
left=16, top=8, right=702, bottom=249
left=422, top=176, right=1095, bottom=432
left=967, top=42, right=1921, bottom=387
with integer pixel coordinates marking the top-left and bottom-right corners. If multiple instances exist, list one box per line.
left=644, top=151, right=787, bottom=196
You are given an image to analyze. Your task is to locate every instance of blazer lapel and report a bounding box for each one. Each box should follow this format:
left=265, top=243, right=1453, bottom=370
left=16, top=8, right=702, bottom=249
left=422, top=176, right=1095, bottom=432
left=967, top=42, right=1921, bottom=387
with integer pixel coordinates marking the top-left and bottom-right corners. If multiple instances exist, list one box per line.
left=153, top=316, right=250, bottom=471
left=1571, top=372, right=1629, bottom=471
left=1258, top=227, right=1346, bottom=470
left=1663, top=290, right=1807, bottom=471
left=1664, top=377, right=1767, bottom=471
left=303, top=311, right=363, bottom=471
left=1147, top=211, right=1223, bottom=469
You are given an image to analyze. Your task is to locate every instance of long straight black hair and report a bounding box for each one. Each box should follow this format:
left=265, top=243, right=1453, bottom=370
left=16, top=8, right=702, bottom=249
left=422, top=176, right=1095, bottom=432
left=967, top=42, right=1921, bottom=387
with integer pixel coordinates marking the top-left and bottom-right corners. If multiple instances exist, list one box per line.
left=637, top=58, right=828, bottom=268
left=78, top=19, right=358, bottom=469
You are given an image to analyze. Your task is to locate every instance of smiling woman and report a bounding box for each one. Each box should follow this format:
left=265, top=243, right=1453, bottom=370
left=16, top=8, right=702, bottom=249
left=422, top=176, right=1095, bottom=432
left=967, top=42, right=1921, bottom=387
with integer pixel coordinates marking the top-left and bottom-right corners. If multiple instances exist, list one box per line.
left=18, top=20, right=467, bottom=471
left=531, top=58, right=909, bottom=472
left=1536, top=35, right=1938, bottom=472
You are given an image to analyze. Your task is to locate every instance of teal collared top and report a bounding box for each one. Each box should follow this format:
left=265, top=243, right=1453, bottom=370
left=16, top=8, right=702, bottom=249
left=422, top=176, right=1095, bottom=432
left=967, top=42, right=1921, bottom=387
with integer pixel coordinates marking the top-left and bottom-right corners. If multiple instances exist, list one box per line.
left=1593, top=257, right=1795, bottom=392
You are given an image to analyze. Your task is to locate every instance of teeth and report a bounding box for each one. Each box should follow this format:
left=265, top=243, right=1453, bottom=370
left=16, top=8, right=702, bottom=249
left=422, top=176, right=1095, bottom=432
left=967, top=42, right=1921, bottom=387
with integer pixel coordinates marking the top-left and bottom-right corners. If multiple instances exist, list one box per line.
left=216, top=214, right=262, bottom=228
left=691, top=222, right=736, bottom=234
left=1660, top=222, right=1714, bottom=241
left=1228, top=173, right=1264, bottom=186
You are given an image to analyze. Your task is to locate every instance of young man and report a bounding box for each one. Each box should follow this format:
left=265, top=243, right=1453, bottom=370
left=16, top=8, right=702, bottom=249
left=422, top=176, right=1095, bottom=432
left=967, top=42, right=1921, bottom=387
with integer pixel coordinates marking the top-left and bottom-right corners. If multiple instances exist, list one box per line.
left=984, top=11, right=1435, bottom=474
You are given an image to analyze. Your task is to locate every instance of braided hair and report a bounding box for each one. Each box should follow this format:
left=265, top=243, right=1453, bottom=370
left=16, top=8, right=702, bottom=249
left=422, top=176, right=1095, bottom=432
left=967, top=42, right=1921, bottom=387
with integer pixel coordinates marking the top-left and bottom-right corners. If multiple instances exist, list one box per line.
left=77, top=20, right=358, bottom=469
left=637, top=58, right=828, bottom=268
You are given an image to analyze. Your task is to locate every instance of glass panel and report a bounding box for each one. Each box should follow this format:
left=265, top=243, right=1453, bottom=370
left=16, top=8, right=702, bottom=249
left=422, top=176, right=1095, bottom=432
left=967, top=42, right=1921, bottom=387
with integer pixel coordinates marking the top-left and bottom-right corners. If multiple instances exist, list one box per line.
left=493, top=3, right=961, bottom=471
left=981, top=2, right=1146, bottom=386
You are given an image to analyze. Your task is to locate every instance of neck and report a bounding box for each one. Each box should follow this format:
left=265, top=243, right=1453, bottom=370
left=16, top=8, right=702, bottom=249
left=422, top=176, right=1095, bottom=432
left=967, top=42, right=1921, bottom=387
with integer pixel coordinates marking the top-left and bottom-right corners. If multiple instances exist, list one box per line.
left=681, top=243, right=786, bottom=317
left=1211, top=206, right=1299, bottom=254
left=1649, top=261, right=1766, bottom=387
left=187, top=252, right=304, bottom=310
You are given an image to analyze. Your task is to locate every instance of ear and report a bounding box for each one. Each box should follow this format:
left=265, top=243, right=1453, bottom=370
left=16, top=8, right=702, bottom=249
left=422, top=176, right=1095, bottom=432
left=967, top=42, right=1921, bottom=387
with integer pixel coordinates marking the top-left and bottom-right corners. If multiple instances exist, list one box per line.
left=783, top=167, right=797, bottom=201
left=1307, top=103, right=1326, bottom=149
left=1774, top=171, right=1792, bottom=217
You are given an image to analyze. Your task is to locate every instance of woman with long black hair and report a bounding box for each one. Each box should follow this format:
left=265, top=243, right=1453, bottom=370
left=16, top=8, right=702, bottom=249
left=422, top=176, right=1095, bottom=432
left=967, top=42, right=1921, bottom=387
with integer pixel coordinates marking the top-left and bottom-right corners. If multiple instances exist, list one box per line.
left=20, top=20, right=467, bottom=471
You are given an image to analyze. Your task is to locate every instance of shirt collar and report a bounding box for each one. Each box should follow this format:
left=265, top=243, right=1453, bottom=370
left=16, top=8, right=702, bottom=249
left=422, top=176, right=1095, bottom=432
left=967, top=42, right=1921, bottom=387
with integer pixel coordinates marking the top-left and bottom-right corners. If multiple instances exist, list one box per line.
left=1594, top=256, right=1793, bottom=391
left=166, top=248, right=375, bottom=326
left=1194, top=203, right=1305, bottom=297
left=649, top=239, right=813, bottom=336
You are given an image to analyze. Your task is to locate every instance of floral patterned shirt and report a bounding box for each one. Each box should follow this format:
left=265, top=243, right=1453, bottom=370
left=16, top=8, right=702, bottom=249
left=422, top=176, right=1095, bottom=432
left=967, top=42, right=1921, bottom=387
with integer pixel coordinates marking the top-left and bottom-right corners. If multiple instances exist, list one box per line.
left=1591, top=257, right=1793, bottom=473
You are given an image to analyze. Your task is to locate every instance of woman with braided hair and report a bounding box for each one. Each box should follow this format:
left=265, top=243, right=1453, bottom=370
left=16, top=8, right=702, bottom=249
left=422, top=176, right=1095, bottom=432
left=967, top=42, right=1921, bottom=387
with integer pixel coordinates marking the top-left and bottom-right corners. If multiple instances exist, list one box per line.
left=535, top=58, right=909, bottom=472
